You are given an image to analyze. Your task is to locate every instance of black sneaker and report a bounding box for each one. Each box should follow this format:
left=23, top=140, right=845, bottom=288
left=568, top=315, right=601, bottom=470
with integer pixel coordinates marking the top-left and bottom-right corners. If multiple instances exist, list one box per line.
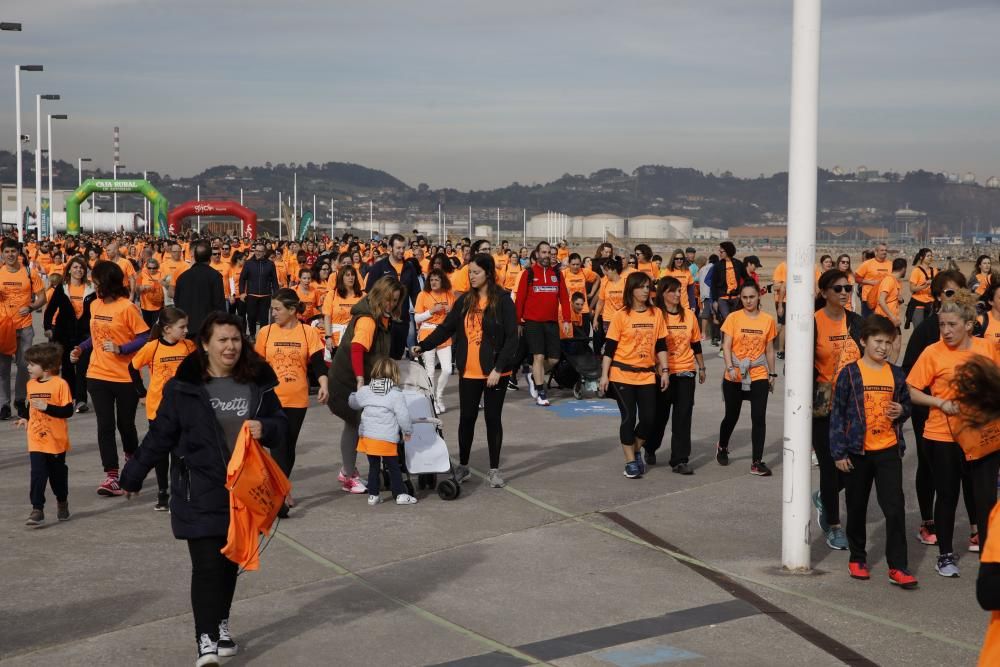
left=672, top=462, right=694, bottom=475
left=75, top=402, right=89, bottom=413
left=507, top=378, right=519, bottom=391
left=776, top=351, right=785, bottom=360
left=154, top=491, right=169, bottom=512
left=25, top=508, right=44, bottom=526
left=196, top=633, right=220, bottom=666
left=644, top=450, right=657, bottom=466
left=57, top=502, right=70, bottom=521
left=750, top=461, right=773, bottom=476
left=0, top=405, right=10, bottom=421
left=217, top=619, right=238, bottom=657
left=716, top=445, right=729, bottom=466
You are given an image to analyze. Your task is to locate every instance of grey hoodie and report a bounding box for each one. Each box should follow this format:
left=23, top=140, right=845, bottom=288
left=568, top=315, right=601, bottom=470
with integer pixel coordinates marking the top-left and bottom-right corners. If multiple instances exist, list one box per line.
left=348, top=378, right=413, bottom=444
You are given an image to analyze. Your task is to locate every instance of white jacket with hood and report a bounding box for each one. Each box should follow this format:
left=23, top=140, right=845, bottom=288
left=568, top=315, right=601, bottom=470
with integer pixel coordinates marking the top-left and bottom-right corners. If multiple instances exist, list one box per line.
left=348, top=378, right=413, bottom=444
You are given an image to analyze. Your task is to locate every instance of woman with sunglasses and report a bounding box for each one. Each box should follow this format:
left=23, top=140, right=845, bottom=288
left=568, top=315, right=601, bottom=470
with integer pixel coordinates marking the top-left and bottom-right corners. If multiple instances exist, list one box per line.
left=660, top=249, right=693, bottom=309
left=902, top=270, right=978, bottom=550
left=136, top=257, right=166, bottom=328
left=835, top=255, right=856, bottom=312
left=812, top=269, right=864, bottom=550
left=907, top=248, right=936, bottom=328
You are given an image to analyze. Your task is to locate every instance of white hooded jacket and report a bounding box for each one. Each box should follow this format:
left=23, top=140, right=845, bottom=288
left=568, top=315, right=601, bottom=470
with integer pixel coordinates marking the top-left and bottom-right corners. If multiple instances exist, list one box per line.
left=348, top=378, right=413, bottom=444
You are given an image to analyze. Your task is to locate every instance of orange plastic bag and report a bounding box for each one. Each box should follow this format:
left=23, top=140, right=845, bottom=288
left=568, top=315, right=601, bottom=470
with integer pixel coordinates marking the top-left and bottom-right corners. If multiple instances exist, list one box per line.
left=221, top=423, right=291, bottom=570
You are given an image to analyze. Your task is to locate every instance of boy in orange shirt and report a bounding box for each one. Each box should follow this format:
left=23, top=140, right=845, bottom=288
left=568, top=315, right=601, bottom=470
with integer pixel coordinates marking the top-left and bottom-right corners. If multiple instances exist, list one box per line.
left=16, top=343, right=74, bottom=526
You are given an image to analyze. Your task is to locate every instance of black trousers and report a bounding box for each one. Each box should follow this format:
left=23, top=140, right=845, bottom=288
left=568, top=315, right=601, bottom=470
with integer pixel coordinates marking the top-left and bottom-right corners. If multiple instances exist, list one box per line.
left=57, top=337, right=89, bottom=404
left=457, top=377, right=507, bottom=468
left=88, top=378, right=139, bottom=472
left=969, top=451, right=1000, bottom=552
left=367, top=454, right=403, bottom=496
left=844, top=446, right=907, bottom=570
left=141, top=308, right=161, bottom=329
left=719, top=379, right=769, bottom=462
left=927, top=439, right=969, bottom=556
left=389, top=318, right=408, bottom=360
left=245, top=295, right=271, bottom=337
left=272, top=406, right=307, bottom=478
left=611, top=382, right=658, bottom=446
left=915, top=414, right=975, bottom=527
left=646, top=374, right=696, bottom=466
left=29, top=452, right=68, bottom=509
left=812, top=415, right=844, bottom=526
left=187, top=536, right=239, bottom=640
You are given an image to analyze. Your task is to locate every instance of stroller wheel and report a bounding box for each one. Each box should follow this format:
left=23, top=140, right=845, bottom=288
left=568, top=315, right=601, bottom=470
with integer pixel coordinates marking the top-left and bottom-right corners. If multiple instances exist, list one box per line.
left=438, top=479, right=461, bottom=501
left=404, top=480, right=415, bottom=497
left=573, top=380, right=583, bottom=400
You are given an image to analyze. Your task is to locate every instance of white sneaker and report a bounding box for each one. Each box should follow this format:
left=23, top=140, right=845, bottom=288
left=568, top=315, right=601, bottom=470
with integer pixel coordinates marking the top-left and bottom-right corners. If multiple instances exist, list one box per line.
left=367, top=494, right=383, bottom=506
left=526, top=373, right=538, bottom=398
left=535, top=394, right=551, bottom=407
left=196, top=633, right=220, bottom=666
left=395, top=493, right=418, bottom=505
left=434, top=398, right=446, bottom=414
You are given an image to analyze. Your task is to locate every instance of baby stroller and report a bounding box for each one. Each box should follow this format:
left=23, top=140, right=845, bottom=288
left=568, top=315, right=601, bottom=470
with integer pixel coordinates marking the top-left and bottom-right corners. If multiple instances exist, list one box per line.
left=549, top=336, right=603, bottom=399
left=390, top=359, right=462, bottom=501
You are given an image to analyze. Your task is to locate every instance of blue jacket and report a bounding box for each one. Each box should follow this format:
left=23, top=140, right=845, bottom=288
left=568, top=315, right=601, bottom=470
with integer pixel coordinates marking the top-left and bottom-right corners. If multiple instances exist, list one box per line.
left=829, top=360, right=911, bottom=460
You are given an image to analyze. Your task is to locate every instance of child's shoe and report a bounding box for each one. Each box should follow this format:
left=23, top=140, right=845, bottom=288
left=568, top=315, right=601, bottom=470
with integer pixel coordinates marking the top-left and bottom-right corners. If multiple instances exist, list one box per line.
left=367, top=494, right=383, bottom=506
left=395, top=493, right=418, bottom=505
left=25, top=508, right=44, bottom=527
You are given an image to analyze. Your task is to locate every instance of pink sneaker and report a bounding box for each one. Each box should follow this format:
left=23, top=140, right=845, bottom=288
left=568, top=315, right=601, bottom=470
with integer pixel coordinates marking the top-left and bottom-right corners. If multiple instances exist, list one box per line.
left=97, top=475, right=124, bottom=497
left=338, top=469, right=367, bottom=494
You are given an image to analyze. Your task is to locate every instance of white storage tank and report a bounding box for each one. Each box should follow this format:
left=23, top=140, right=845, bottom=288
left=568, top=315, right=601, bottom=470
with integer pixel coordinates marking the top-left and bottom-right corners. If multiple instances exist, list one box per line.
left=665, top=215, right=693, bottom=238
left=526, top=214, right=551, bottom=239
left=474, top=224, right=493, bottom=240
left=580, top=214, right=625, bottom=238
left=628, top=215, right=673, bottom=239
left=381, top=221, right=402, bottom=236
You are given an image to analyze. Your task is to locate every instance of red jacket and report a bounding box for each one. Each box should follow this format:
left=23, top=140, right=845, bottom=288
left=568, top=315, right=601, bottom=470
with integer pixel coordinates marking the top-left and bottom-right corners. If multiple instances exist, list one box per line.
left=515, top=264, right=571, bottom=323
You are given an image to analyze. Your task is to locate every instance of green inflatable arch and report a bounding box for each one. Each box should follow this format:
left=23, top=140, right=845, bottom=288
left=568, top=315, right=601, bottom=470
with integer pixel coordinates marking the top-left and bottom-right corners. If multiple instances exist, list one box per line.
left=65, top=178, right=169, bottom=237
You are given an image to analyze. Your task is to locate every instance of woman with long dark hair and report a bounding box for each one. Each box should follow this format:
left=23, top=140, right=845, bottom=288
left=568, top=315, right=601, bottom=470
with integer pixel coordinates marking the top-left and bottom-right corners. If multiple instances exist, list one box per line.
left=415, top=268, right=456, bottom=413
left=323, top=265, right=363, bottom=353
left=414, top=254, right=519, bottom=488
left=43, top=255, right=95, bottom=412
left=907, top=248, right=936, bottom=328
left=120, top=311, right=287, bottom=665
left=69, top=261, right=149, bottom=496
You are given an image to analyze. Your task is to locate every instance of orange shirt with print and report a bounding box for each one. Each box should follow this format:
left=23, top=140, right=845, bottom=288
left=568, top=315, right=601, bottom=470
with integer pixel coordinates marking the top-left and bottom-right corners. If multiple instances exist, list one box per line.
left=273, top=260, right=288, bottom=288
left=254, top=323, right=325, bottom=408
left=636, top=262, right=657, bottom=282
left=160, top=257, right=190, bottom=285
left=137, top=270, right=166, bottom=311
left=323, top=292, right=363, bottom=346
left=909, top=267, right=935, bottom=304
left=463, top=296, right=490, bottom=380
left=559, top=307, right=584, bottom=340
left=504, top=263, right=524, bottom=294
left=131, top=338, right=196, bottom=420
left=875, top=274, right=901, bottom=320
left=983, top=314, right=1000, bottom=354
left=416, top=290, right=456, bottom=346
left=721, top=310, right=776, bottom=382
left=859, top=361, right=898, bottom=451
left=210, top=260, right=233, bottom=299
left=772, top=262, right=787, bottom=303
left=663, top=308, right=701, bottom=373
left=599, top=274, right=628, bottom=318
left=87, top=298, right=150, bottom=383
left=907, top=338, right=1000, bottom=442
left=659, top=268, right=692, bottom=309
left=814, top=310, right=862, bottom=384
left=295, top=286, right=320, bottom=321
left=67, top=282, right=88, bottom=319
left=352, top=315, right=388, bottom=352
left=606, top=307, right=668, bottom=385
left=856, top=258, right=891, bottom=303
left=0, top=263, right=45, bottom=330
left=979, top=504, right=1000, bottom=666
left=113, top=257, right=136, bottom=289
left=25, top=376, right=72, bottom=454
left=564, top=270, right=591, bottom=313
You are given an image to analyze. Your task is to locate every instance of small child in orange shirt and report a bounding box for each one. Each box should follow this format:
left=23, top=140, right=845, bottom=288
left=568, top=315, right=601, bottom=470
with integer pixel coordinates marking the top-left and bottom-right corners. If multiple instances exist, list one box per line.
left=15, top=343, right=74, bottom=527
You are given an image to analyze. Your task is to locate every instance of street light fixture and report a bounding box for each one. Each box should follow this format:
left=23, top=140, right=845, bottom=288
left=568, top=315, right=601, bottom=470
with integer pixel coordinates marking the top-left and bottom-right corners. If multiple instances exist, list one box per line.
left=13, top=64, right=43, bottom=242
left=113, top=163, right=127, bottom=221
left=46, top=113, right=68, bottom=239
left=78, top=157, right=91, bottom=186
left=35, top=93, right=60, bottom=229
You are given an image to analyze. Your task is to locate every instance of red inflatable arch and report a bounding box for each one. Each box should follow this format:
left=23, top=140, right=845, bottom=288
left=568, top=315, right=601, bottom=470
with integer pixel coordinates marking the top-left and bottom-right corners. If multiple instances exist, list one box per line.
left=167, top=200, right=257, bottom=239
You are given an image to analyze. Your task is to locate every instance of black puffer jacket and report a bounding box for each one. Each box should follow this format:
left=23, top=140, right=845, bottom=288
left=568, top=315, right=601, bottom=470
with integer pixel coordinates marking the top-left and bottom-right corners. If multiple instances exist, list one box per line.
left=43, top=282, right=96, bottom=346
left=419, top=291, right=519, bottom=375
left=120, top=352, right=287, bottom=540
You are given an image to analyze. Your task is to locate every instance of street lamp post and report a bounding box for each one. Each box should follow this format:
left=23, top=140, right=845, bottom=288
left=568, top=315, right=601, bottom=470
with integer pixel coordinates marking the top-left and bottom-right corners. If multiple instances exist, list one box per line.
left=47, top=113, right=68, bottom=239
left=113, top=163, right=127, bottom=222
left=35, top=94, right=59, bottom=231
left=14, top=64, right=43, bottom=242
left=77, top=157, right=91, bottom=187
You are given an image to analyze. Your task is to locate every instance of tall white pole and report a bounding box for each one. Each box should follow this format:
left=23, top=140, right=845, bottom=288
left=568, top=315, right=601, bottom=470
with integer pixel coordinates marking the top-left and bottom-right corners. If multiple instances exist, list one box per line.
left=369, top=200, right=373, bottom=239
left=293, top=172, right=298, bottom=236
left=330, top=196, right=334, bottom=239
left=113, top=163, right=118, bottom=221
left=240, top=187, right=243, bottom=206
left=278, top=191, right=282, bottom=240
left=143, top=170, right=149, bottom=233
left=438, top=203, right=442, bottom=243
left=782, top=0, right=822, bottom=572
left=35, top=95, right=42, bottom=231
left=91, top=193, right=96, bottom=234
left=196, top=183, right=201, bottom=233
left=14, top=66, right=23, bottom=242
left=77, top=158, right=83, bottom=187
left=46, top=114, right=52, bottom=239
left=497, top=207, right=500, bottom=243
left=468, top=205, right=472, bottom=238
left=523, top=209, right=526, bottom=247
left=313, top=193, right=317, bottom=236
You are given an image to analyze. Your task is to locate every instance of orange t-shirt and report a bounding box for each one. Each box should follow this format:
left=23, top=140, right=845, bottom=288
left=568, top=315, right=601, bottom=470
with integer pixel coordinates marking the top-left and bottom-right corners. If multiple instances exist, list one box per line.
left=659, top=268, right=692, bottom=309
left=662, top=308, right=701, bottom=374
left=983, top=314, right=1000, bottom=353
left=160, top=257, right=190, bottom=285
left=48, top=262, right=65, bottom=278
left=113, top=257, right=136, bottom=289
left=137, top=270, right=166, bottom=312
left=254, top=323, right=325, bottom=408
left=599, top=274, right=628, bottom=318
left=979, top=504, right=1000, bottom=666
left=0, top=263, right=45, bottom=330
left=721, top=310, right=776, bottom=382
left=451, top=265, right=470, bottom=292
left=856, top=258, right=892, bottom=303
left=323, top=292, right=363, bottom=346
left=858, top=360, right=898, bottom=451
left=463, top=295, right=489, bottom=380
left=351, top=315, right=388, bottom=351
left=131, top=338, right=196, bottom=420
left=606, top=307, right=668, bottom=385
left=25, top=376, right=72, bottom=454
left=814, top=310, right=862, bottom=384
left=875, top=274, right=901, bottom=320
left=273, top=260, right=288, bottom=288
left=416, top=290, right=456, bottom=346
left=67, top=282, right=88, bottom=319
left=295, top=286, right=320, bottom=321
left=909, top=267, right=935, bottom=304
left=976, top=274, right=992, bottom=296
left=771, top=262, right=787, bottom=303
left=87, top=298, right=150, bottom=383
left=210, top=260, right=233, bottom=299
left=724, top=262, right=737, bottom=294
left=357, top=435, right=398, bottom=457
left=907, top=338, right=1000, bottom=442
left=563, top=269, right=591, bottom=314
left=504, top=263, right=524, bottom=294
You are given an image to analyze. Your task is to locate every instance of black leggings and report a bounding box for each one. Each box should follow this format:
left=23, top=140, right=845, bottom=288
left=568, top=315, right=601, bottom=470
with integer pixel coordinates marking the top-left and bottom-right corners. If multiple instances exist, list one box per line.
left=719, top=379, right=769, bottom=462
left=969, top=451, right=1000, bottom=552
left=457, top=377, right=507, bottom=468
left=88, top=378, right=139, bottom=472
left=646, top=374, right=696, bottom=465
left=927, top=439, right=970, bottom=556
left=188, top=536, right=239, bottom=640
left=611, top=382, right=657, bottom=446
left=812, top=416, right=844, bottom=526
left=57, top=337, right=89, bottom=404
left=272, top=406, right=307, bottom=478
left=914, top=406, right=975, bottom=526
left=141, top=308, right=160, bottom=329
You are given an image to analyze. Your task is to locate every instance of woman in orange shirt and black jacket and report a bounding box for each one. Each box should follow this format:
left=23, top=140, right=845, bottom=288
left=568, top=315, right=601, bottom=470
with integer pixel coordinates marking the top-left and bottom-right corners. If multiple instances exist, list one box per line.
left=413, top=254, right=518, bottom=489
left=43, top=255, right=95, bottom=412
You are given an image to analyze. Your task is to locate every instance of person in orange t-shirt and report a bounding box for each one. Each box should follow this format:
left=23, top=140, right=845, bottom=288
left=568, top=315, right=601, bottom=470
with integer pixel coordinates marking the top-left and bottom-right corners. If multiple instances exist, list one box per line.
left=908, top=248, right=936, bottom=328
left=131, top=307, right=195, bottom=510
left=1, top=238, right=47, bottom=419
left=907, top=292, right=1000, bottom=576
left=293, top=268, right=321, bottom=323
left=415, top=269, right=456, bottom=412
left=136, top=257, right=167, bottom=328
left=70, top=261, right=149, bottom=495
left=594, top=257, right=628, bottom=332
left=855, top=243, right=892, bottom=317
left=600, top=271, right=669, bottom=480
left=16, top=342, right=73, bottom=526
left=255, top=288, right=327, bottom=515
left=659, top=249, right=693, bottom=309
left=719, top=282, right=777, bottom=475
left=323, top=266, right=363, bottom=350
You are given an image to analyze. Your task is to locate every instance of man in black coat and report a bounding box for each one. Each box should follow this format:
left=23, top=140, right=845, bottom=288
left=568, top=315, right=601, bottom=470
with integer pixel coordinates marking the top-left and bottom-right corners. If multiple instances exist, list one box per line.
left=238, top=241, right=279, bottom=337
left=710, top=241, right=748, bottom=325
left=174, top=240, right=226, bottom=339
left=364, top=233, right=422, bottom=359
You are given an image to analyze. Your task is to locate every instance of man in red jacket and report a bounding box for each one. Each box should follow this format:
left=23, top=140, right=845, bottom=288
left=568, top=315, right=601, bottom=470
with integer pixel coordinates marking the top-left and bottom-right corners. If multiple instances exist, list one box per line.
left=516, top=241, right=571, bottom=406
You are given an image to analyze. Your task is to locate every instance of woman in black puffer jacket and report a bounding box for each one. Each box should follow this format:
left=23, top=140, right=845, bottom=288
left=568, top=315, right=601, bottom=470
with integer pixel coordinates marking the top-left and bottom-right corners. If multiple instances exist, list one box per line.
left=120, top=311, right=287, bottom=666
left=43, top=255, right=96, bottom=411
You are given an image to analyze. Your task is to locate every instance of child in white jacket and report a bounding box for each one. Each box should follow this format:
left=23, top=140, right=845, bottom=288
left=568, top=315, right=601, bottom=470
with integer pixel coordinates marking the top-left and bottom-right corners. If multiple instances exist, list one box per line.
left=348, top=357, right=416, bottom=506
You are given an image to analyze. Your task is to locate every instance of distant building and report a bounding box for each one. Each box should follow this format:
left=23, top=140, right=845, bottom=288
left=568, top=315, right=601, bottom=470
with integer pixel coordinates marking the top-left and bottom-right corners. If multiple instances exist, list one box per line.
left=692, top=226, right=728, bottom=240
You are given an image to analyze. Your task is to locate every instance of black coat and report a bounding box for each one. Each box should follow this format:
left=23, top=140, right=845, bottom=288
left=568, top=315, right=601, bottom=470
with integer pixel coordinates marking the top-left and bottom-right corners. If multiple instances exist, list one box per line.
left=710, top=257, right=748, bottom=300
left=43, top=283, right=96, bottom=346
left=366, top=256, right=422, bottom=307
left=175, top=262, right=226, bottom=335
left=119, top=353, right=287, bottom=540
left=238, top=256, right=278, bottom=297
left=419, top=291, right=520, bottom=375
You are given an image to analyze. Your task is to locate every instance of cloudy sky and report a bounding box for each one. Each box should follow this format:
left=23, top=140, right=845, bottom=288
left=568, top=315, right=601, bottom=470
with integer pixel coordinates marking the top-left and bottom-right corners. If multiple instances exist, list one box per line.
left=1, top=0, right=997, bottom=189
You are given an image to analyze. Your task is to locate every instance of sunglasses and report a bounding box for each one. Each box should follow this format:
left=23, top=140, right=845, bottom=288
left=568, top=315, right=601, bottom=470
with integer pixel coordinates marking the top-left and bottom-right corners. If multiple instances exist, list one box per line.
left=943, top=289, right=957, bottom=298
left=829, top=284, right=853, bottom=294
left=674, top=257, right=685, bottom=262
left=212, top=252, right=221, bottom=256
left=222, top=246, right=230, bottom=251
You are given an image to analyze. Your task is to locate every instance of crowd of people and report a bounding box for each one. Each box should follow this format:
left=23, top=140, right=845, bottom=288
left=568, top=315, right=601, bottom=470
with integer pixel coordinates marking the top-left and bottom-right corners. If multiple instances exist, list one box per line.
left=4, top=229, right=1000, bottom=664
